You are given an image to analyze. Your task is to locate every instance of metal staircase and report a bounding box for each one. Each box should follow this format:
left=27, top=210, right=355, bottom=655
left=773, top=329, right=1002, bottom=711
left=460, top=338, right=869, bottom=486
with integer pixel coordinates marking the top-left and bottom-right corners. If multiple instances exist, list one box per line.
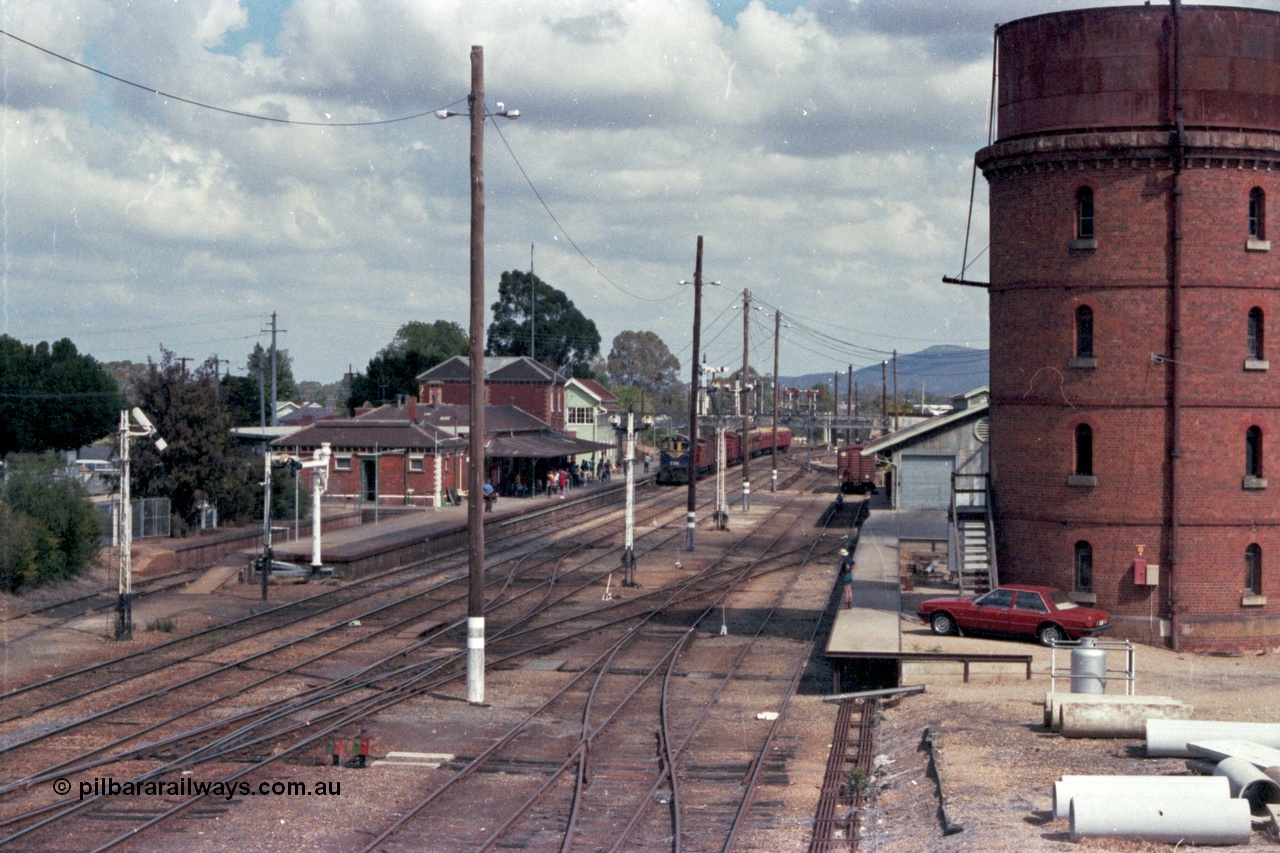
left=950, top=472, right=998, bottom=596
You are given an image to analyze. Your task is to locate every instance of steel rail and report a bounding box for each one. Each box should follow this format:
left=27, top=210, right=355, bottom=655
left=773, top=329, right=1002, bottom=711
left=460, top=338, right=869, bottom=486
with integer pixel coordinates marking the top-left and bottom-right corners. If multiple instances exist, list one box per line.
left=608, top=486, right=846, bottom=851
left=0, top=464, right=810, bottom=849
left=0, top=461, right=814, bottom=845
left=483, top=474, right=833, bottom=851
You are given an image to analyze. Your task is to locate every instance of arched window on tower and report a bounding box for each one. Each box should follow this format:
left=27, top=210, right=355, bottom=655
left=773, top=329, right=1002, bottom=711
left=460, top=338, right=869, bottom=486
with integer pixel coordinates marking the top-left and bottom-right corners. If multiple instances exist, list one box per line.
left=1076, top=187, right=1095, bottom=240
left=1246, top=544, right=1262, bottom=596
left=1074, top=541, right=1093, bottom=594
left=1075, top=423, right=1093, bottom=477
left=1248, top=307, right=1265, bottom=360
left=1249, top=187, right=1270, bottom=251
left=1076, top=306, right=1094, bottom=358
left=1246, top=425, right=1264, bottom=479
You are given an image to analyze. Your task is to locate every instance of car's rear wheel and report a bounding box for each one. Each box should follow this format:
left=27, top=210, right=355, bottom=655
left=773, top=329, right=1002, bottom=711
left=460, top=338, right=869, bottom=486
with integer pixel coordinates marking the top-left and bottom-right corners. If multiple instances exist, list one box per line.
left=930, top=612, right=956, bottom=636
left=1038, top=624, right=1065, bottom=646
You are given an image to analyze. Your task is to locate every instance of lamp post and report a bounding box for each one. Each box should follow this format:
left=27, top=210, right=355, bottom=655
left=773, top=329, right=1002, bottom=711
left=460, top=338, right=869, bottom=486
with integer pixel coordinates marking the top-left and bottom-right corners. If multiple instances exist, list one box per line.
left=611, top=411, right=652, bottom=586
left=436, top=46, right=518, bottom=706
left=116, top=407, right=166, bottom=640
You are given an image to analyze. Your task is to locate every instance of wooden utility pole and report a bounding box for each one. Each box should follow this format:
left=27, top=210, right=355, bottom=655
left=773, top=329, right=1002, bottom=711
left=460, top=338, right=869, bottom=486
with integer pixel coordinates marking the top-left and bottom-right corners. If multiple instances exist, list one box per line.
left=685, top=237, right=705, bottom=551
left=467, top=45, right=487, bottom=706
left=741, top=288, right=751, bottom=512
left=847, top=364, right=853, bottom=445
left=893, top=349, right=899, bottom=431
left=771, top=310, right=780, bottom=493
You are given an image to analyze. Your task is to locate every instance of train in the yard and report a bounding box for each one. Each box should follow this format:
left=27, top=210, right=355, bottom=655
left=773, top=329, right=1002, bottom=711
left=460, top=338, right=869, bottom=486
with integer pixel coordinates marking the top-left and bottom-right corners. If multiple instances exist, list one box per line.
left=837, top=444, right=881, bottom=494
left=655, top=426, right=792, bottom=485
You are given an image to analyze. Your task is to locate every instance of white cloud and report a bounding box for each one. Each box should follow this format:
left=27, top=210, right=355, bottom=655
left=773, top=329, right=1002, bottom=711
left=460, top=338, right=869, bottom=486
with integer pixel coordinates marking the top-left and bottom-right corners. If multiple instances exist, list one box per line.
left=7, top=0, right=1139, bottom=387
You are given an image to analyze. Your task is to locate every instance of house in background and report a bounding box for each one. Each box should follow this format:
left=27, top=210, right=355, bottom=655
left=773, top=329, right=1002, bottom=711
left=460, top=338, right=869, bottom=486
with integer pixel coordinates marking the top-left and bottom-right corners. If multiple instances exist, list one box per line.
left=273, top=403, right=467, bottom=508
left=416, top=356, right=569, bottom=430
left=565, top=377, right=621, bottom=469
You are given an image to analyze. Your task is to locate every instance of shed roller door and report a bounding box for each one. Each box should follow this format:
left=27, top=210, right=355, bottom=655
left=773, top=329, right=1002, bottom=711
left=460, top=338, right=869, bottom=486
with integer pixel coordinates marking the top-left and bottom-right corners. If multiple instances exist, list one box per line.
left=900, top=455, right=955, bottom=509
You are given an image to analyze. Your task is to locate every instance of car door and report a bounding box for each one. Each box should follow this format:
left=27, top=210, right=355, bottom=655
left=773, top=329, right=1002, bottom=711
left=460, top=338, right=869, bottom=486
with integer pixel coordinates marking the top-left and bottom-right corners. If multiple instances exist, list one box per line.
left=969, top=588, right=1014, bottom=633
left=1009, top=590, right=1050, bottom=637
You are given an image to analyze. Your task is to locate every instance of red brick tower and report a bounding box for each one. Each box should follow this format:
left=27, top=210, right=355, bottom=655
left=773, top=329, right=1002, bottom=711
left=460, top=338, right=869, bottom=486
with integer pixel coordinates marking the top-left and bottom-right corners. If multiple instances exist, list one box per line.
left=978, top=5, right=1280, bottom=651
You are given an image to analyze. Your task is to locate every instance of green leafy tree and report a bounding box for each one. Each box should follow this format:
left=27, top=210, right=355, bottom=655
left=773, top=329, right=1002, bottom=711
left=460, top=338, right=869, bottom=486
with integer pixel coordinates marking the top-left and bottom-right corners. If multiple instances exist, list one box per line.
left=221, top=344, right=300, bottom=426
left=0, top=336, right=123, bottom=457
left=606, top=331, right=681, bottom=396
left=0, top=455, right=102, bottom=591
left=346, top=320, right=469, bottom=411
left=487, top=271, right=600, bottom=377
left=133, top=349, right=259, bottom=530
left=248, top=342, right=299, bottom=403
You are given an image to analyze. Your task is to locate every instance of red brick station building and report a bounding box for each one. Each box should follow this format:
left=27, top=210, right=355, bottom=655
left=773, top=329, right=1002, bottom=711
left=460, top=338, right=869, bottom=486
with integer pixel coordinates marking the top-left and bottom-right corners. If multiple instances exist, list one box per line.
left=980, top=5, right=1280, bottom=650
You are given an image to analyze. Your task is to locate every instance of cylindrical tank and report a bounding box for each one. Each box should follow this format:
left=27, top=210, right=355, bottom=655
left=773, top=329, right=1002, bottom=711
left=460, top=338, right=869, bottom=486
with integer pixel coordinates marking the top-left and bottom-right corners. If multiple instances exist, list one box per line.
left=977, top=5, right=1280, bottom=651
left=1070, top=638, right=1106, bottom=694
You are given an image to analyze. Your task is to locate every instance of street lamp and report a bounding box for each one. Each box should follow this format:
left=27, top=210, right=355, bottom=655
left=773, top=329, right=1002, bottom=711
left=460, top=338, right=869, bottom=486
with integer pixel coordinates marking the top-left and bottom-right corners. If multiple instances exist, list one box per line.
left=116, top=407, right=166, bottom=640
left=611, top=411, right=653, bottom=587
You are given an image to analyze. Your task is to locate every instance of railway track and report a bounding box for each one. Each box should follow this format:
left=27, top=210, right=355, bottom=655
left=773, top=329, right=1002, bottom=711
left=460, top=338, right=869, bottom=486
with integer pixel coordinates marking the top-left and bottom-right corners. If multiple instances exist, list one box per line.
left=0, top=457, right=833, bottom=851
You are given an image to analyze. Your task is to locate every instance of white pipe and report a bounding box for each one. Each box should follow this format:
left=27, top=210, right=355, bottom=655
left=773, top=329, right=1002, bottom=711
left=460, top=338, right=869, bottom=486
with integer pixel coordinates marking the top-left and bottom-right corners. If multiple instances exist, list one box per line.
left=1070, top=794, right=1251, bottom=844
left=1053, top=775, right=1228, bottom=820
left=1044, top=693, right=1180, bottom=730
left=1215, top=756, right=1280, bottom=814
left=1059, top=699, right=1192, bottom=739
left=1148, top=719, right=1280, bottom=757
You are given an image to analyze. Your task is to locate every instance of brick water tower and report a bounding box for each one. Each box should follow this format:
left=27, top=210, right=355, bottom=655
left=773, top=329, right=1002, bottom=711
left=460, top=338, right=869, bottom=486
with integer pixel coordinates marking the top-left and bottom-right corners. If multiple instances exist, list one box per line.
left=977, top=4, right=1280, bottom=651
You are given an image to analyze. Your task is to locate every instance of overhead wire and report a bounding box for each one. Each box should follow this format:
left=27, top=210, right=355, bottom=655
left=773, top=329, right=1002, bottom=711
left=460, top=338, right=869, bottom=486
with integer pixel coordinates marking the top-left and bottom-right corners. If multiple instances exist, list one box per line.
left=0, top=27, right=464, bottom=127
left=488, top=119, right=666, bottom=303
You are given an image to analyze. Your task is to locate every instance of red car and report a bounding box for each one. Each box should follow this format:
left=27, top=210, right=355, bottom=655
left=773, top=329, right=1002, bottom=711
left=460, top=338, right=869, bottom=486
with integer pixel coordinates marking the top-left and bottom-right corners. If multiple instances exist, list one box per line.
left=917, top=584, right=1111, bottom=646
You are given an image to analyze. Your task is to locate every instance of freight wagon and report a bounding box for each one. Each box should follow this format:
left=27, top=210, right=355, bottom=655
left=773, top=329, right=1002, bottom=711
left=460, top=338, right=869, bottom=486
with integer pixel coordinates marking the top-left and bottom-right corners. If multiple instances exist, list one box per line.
left=838, top=444, right=880, bottom=494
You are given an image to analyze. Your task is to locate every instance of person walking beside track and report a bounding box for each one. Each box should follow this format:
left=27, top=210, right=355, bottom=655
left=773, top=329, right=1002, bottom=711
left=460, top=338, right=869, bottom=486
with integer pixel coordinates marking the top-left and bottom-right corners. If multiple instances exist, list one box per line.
left=837, top=548, right=855, bottom=609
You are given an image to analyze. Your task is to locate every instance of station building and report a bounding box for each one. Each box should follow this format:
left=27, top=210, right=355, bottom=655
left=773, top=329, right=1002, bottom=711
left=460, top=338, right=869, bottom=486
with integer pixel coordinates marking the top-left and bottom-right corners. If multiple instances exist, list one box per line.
left=978, top=4, right=1280, bottom=650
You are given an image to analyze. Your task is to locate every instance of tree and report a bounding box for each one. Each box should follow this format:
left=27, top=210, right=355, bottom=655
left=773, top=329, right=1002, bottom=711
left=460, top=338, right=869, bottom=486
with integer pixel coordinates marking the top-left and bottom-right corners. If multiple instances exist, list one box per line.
left=248, top=342, right=298, bottom=404
left=606, top=331, right=682, bottom=395
left=0, top=336, right=123, bottom=457
left=346, top=320, right=468, bottom=411
left=0, top=455, right=102, bottom=591
left=133, top=349, right=259, bottom=530
left=221, top=344, right=299, bottom=426
left=487, top=271, right=600, bottom=377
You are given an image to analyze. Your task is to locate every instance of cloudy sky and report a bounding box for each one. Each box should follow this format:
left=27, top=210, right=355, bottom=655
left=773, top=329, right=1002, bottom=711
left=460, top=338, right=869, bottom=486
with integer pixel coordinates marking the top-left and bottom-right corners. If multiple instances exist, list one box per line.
left=1, top=0, right=1269, bottom=387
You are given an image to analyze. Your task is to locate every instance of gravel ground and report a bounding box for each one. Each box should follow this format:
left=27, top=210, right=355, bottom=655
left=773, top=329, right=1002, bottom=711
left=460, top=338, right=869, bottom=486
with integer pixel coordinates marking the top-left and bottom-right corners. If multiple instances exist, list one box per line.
left=861, top=620, right=1280, bottom=852
left=10, top=528, right=1280, bottom=850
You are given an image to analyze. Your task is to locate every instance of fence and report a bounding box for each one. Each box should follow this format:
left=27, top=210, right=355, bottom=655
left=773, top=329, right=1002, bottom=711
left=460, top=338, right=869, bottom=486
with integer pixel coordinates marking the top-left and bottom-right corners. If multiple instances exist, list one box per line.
left=97, top=497, right=172, bottom=545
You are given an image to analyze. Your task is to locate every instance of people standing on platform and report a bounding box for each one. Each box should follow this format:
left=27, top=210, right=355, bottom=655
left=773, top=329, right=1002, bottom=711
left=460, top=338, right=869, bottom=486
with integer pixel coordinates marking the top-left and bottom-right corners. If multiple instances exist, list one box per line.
left=837, top=548, right=855, bottom=609
left=548, top=470, right=558, bottom=496
left=644, top=453, right=651, bottom=473
left=581, top=458, right=592, bottom=483
left=558, top=469, right=568, bottom=497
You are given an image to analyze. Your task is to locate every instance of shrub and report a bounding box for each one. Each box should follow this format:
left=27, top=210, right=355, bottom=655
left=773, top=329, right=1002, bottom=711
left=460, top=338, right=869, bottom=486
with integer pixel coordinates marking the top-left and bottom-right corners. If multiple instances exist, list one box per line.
left=0, top=455, right=102, bottom=591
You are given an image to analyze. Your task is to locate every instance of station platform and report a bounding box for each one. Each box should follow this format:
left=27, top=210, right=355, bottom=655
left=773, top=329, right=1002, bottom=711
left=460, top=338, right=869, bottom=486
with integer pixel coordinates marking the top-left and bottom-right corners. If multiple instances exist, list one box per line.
left=823, top=498, right=1036, bottom=690
left=265, top=476, right=638, bottom=579
left=826, top=499, right=947, bottom=657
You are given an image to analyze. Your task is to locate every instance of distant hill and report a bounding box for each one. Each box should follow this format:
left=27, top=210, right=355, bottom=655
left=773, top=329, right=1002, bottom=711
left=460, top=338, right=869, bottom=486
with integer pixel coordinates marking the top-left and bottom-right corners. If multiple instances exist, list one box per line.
left=781, top=345, right=988, bottom=401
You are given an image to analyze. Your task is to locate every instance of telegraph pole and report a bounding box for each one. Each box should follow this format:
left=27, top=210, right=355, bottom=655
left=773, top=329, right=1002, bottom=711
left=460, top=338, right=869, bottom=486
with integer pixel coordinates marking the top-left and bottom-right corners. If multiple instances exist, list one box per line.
left=847, top=364, right=853, bottom=445
left=466, top=46, right=487, bottom=706
left=684, top=237, right=706, bottom=551
left=741, top=288, right=751, bottom=512
left=881, top=360, right=888, bottom=430
left=260, top=312, right=285, bottom=426
left=771, top=310, right=780, bottom=493
left=893, top=348, right=899, bottom=431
